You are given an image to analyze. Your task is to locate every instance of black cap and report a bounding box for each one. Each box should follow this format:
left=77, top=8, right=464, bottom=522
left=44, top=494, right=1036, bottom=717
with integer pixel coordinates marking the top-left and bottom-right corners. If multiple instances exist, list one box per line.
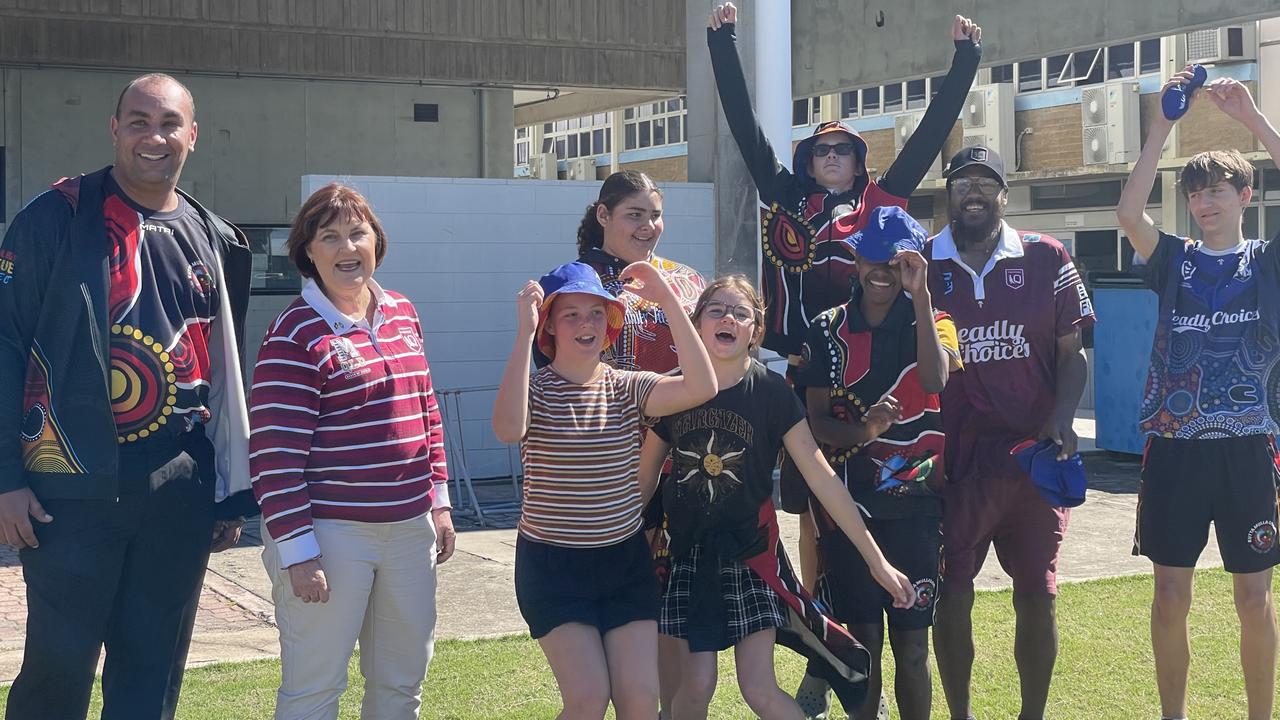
left=944, top=146, right=1007, bottom=187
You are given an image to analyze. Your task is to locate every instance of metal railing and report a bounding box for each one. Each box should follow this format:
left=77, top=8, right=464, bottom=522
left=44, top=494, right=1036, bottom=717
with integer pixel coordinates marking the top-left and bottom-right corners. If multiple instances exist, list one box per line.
left=435, top=385, right=522, bottom=528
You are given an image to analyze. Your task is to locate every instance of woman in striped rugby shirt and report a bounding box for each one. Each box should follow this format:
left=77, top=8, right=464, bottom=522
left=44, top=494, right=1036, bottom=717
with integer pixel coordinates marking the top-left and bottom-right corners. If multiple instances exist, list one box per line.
left=249, top=184, right=453, bottom=720
left=493, top=260, right=716, bottom=720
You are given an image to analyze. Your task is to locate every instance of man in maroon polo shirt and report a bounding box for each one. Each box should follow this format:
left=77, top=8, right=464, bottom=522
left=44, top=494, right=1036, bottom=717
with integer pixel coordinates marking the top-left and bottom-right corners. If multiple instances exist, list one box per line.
left=926, top=146, right=1094, bottom=720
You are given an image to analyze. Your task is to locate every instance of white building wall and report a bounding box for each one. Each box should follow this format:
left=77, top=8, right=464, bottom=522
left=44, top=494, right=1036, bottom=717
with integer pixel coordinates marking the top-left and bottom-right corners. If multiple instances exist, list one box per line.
left=245, top=176, right=716, bottom=479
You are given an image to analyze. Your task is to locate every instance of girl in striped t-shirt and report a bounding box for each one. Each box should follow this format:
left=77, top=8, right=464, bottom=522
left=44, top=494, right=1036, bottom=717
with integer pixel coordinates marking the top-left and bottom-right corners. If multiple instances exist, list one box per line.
left=492, top=261, right=716, bottom=719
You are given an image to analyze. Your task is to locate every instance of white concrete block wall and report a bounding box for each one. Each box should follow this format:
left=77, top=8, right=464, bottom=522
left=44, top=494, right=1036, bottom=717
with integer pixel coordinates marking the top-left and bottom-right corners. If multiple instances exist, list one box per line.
left=276, top=175, right=717, bottom=478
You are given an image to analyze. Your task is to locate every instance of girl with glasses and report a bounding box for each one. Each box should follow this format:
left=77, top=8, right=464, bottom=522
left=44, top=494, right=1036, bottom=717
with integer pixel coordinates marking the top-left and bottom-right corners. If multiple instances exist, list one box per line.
left=638, top=276, right=914, bottom=719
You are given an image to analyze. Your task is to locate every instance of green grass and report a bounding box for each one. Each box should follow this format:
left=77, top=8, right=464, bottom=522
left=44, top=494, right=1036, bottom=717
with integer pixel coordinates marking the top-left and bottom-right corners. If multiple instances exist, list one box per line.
left=2, top=570, right=1274, bottom=718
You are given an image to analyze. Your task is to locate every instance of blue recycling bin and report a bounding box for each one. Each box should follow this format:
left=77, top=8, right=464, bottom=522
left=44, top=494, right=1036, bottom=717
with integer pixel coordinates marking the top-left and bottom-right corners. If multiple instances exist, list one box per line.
left=1091, top=274, right=1158, bottom=454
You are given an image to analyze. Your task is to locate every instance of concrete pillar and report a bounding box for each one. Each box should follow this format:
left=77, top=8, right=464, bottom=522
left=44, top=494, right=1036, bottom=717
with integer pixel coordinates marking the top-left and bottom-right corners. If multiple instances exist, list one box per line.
left=755, top=0, right=792, bottom=171
left=609, top=108, right=623, bottom=174
left=478, top=87, right=515, bottom=179
left=687, top=0, right=760, bottom=279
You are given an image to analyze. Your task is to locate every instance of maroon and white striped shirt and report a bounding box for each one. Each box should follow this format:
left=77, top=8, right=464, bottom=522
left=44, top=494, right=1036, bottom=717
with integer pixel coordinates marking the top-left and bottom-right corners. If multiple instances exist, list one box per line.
left=250, top=279, right=449, bottom=568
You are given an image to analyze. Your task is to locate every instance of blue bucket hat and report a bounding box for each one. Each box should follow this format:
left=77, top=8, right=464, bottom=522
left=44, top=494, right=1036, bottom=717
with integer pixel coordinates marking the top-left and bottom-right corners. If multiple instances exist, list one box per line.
left=1011, top=439, right=1088, bottom=508
left=535, top=262, right=626, bottom=360
left=846, top=206, right=928, bottom=264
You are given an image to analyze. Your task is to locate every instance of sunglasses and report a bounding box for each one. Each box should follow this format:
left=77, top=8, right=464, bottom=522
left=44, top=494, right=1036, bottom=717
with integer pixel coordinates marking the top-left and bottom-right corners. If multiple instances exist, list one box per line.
left=702, top=302, right=757, bottom=324
left=948, top=178, right=1004, bottom=196
left=811, top=142, right=857, bottom=158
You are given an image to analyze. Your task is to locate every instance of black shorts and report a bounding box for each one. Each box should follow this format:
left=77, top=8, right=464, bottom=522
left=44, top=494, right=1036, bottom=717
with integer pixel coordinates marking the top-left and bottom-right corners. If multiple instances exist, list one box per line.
left=515, top=532, right=659, bottom=639
left=818, top=515, right=942, bottom=630
left=778, top=450, right=811, bottom=515
left=1136, top=435, right=1280, bottom=574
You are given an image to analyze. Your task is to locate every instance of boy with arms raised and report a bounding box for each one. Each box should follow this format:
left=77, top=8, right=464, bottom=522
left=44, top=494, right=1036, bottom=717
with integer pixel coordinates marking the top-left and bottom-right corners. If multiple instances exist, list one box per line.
left=1116, top=70, right=1279, bottom=720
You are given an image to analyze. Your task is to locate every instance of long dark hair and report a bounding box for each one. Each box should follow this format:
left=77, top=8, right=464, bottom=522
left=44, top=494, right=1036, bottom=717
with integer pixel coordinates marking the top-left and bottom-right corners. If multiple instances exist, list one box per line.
left=576, top=170, right=662, bottom=258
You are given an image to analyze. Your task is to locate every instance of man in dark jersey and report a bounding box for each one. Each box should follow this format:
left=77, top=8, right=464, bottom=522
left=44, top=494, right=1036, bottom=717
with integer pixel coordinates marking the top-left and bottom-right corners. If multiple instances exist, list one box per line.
left=0, top=74, right=254, bottom=719
left=926, top=147, right=1094, bottom=720
left=1117, top=71, right=1279, bottom=720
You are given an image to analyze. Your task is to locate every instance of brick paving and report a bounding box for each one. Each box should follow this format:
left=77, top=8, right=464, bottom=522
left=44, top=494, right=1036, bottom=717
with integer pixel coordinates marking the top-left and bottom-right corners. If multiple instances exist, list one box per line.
left=0, top=536, right=277, bottom=683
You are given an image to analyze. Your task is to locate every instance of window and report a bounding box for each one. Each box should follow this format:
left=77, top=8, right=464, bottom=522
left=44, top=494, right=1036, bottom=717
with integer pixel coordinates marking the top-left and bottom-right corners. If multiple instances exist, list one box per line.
left=928, top=76, right=945, bottom=101
left=862, top=86, right=880, bottom=115
left=1030, top=180, right=1122, bottom=210
left=840, top=91, right=859, bottom=118
left=1106, top=42, right=1135, bottom=79
left=1017, top=60, right=1042, bottom=93
left=1056, top=49, right=1102, bottom=86
left=906, top=79, right=926, bottom=110
left=1139, top=39, right=1160, bottom=74
left=792, top=99, right=808, bottom=126
left=541, top=112, right=611, bottom=160
left=622, top=95, right=687, bottom=149
left=883, top=83, right=903, bottom=113
left=514, top=127, right=531, bottom=166
left=245, top=226, right=301, bottom=294
left=1044, top=54, right=1070, bottom=89
left=791, top=97, right=822, bottom=126
left=1005, top=41, right=1158, bottom=96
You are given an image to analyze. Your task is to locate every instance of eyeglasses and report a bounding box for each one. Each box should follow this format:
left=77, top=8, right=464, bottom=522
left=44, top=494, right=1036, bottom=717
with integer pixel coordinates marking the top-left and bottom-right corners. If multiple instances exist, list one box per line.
left=948, top=178, right=1004, bottom=196
left=811, top=142, right=856, bottom=158
left=703, top=302, right=757, bottom=324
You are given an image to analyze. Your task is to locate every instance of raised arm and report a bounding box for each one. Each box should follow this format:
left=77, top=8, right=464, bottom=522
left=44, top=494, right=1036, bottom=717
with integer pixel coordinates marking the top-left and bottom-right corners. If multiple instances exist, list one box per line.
left=1117, top=71, right=1187, bottom=260
left=879, top=15, right=983, bottom=197
left=893, top=250, right=950, bottom=392
left=492, top=281, right=542, bottom=444
left=1205, top=77, right=1280, bottom=173
left=782, top=421, right=915, bottom=608
left=706, top=3, right=791, bottom=201
left=622, top=262, right=718, bottom=417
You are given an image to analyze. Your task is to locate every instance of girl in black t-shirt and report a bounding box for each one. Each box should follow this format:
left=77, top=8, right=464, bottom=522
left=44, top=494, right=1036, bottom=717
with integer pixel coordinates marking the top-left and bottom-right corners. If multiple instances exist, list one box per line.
left=638, top=276, right=915, bottom=717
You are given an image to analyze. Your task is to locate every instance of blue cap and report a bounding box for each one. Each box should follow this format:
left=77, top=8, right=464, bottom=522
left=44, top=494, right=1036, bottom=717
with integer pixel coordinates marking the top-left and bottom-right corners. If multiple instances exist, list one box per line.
left=846, top=206, right=928, bottom=264
left=1011, top=439, right=1087, bottom=508
left=535, top=262, right=626, bottom=360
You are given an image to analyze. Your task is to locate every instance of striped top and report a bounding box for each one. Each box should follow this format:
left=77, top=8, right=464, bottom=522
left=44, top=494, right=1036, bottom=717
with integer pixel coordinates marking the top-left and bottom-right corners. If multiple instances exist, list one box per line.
left=249, top=279, right=449, bottom=568
left=519, top=365, right=661, bottom=547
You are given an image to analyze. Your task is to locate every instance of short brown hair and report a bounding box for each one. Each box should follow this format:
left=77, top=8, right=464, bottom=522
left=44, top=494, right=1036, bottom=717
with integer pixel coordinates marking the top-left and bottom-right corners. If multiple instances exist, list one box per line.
left=691, top=275, right=766, bottom=349
left=287, top=183, right=388, bottom=281
left=1180, top=150, right=1254, bottom=197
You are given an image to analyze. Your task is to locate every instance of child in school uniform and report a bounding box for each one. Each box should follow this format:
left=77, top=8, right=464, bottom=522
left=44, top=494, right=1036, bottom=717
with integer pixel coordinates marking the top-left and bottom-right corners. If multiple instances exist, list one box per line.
left=492, top=261, right=717, bottom=720
left=637, top=275, right=916, bottom=719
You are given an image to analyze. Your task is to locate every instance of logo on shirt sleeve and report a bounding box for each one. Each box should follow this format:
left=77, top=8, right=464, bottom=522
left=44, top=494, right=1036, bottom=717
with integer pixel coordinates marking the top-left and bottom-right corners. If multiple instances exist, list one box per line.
left=0, top=249, right=15, bottom=284
left=398, top=326, right=423, bottom=353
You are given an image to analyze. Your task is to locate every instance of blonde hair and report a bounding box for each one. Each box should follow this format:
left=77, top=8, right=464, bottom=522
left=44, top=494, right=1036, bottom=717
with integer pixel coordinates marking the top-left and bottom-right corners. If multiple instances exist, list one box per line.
left=691, top=275, right=766, bottom=349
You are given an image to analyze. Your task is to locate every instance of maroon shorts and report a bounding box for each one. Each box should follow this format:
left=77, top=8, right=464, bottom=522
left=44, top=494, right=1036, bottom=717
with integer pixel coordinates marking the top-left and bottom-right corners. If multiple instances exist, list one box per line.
left=942, top=465, right=1070, bottom=596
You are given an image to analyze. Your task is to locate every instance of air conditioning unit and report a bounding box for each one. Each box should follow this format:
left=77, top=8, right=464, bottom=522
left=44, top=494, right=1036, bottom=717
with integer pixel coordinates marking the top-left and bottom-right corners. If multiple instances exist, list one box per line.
left=531, top=152, right=556, bottom=180
left=1080, top=81, right=1139, bottom=166
left=1186, top=25, right=1257, bottom=64
left=567, top=157, right=596, bottom=181
left=893, top=111, right=942, bottom=180
left=960, top=84, right=1015, bottom=169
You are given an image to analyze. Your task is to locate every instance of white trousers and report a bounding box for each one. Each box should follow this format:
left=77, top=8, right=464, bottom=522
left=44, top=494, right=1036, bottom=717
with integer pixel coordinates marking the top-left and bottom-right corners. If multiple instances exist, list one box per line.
left=265, top=514, right=439, bottom=720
